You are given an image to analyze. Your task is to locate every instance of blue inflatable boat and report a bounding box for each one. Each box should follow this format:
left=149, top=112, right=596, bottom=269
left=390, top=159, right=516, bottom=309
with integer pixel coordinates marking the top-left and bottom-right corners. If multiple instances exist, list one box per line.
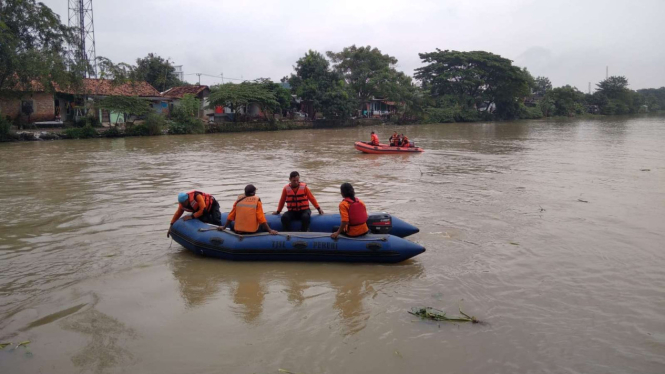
left=220, top=212, right=419, bottom=238
left=170, top=219, right=425, bottom=263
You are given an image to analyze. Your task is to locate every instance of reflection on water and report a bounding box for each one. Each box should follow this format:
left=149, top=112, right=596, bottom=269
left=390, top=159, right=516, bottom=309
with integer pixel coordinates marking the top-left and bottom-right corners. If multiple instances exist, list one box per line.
left=169, top=250, right=423, bottom=334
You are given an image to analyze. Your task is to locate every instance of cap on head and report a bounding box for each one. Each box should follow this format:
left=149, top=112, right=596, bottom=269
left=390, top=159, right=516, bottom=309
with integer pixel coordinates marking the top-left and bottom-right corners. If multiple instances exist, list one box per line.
left=245, top=184, right=257, bottom=196
left=177, top=192, right=188, bottom=204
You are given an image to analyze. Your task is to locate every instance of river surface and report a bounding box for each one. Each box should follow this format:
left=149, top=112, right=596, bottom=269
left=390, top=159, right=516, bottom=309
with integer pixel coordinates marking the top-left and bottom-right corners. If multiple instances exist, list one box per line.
left=1, top=116, right=664, bottom=373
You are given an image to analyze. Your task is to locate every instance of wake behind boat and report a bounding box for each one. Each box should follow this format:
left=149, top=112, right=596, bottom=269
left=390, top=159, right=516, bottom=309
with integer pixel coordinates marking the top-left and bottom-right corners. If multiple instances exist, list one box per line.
left=355, top=141, right=424, bottom=154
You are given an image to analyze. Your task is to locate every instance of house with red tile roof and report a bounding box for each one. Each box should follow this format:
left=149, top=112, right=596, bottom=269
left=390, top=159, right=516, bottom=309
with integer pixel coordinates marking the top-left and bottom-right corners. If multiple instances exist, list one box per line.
left=0, top=78, right=171, bottom=125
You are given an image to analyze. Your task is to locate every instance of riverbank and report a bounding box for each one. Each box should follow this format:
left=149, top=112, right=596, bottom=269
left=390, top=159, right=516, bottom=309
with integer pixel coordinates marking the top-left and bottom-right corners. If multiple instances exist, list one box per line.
left=0, top=118, right=388, bottom=142
left=2, top=112, right=663, bottom=143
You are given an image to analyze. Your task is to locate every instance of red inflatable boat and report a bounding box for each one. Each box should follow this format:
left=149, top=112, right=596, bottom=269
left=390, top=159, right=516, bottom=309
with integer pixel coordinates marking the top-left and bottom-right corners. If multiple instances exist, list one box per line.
left=354, top=141, right=424, bottom=154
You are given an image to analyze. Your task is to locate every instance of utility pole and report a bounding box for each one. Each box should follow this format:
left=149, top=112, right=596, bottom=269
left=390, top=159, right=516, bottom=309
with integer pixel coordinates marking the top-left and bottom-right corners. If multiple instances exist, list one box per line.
left=221, top=72, right=224, bottom=84
left=68, top=0, right=98, bottom=77
left=196, top=73, right=202, bottom=85
left=588, top=82, right=591, bottom=94
left=606, top=66, right=609, bottom=79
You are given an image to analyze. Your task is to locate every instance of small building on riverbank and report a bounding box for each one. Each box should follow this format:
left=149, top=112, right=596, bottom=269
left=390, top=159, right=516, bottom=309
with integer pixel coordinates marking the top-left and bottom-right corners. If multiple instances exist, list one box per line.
left=1, top=79, right=169, bottom=125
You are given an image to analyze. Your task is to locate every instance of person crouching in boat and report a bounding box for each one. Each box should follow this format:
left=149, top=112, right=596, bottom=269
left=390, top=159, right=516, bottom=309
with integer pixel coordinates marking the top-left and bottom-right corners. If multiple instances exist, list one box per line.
left=168, top=190, right=222, bottom=237
left=370, top=131, right=380, bottom=146
left=389, top=131, right=398, bottom=146
left=401, top=134, right=410, bottom=147
left=331, top=183, right=369, bottom=239
left=218, top=184, right=277, bottom=235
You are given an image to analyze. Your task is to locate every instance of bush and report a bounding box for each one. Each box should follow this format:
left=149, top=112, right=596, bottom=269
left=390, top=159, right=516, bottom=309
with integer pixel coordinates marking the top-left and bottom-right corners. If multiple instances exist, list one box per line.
left=169, top=106, right=205, bottom=134
left=63, top=125, right=98, bottom=139
left=518, top=104, right=544, bottom=119
left=455, top=109, right=482, bottom=122
left=102, top=126, right=124, bottom=138
left=1, top=115, right=17, bottom=141
left=144, top=113, right=166, bottom=135
left=423, top=107, right=457, bottom=123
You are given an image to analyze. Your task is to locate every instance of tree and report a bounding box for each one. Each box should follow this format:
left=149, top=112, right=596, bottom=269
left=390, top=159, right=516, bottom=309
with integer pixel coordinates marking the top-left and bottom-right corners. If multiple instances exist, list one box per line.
left=254, top=78, right=292, bottom=115
left=415, top=49, right=531, bottom=119
left=134, top=53, right=183, bottom=92
left=207, top=82, right=277, bottom=121
left=544, top=85, right=586, bottom=116
left=285, top=50, right=353, bottom=118
left=0, top=0, right=86, bottom=96
left=96, top=96, right=151, bottom=125
left=326, top=45, right=398, bottom=108
left=535, top=76, right=552, bottom=96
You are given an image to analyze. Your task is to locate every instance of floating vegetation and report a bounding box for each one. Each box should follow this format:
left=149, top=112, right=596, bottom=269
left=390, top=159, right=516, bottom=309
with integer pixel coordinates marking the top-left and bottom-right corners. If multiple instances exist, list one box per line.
left=577, top=199, right=589, bottom=203
left=409, top=306, right=480, bottom=324
left=0, top=342, right=11, bottom=349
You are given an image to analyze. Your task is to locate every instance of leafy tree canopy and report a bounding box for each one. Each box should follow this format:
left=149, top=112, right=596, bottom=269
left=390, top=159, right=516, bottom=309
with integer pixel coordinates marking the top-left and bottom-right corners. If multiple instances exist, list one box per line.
left=415, top=49, right=531, bottom=119
left=326, top=45, right=398, bottom=106
left=0, top=0, right=86, bottom=96
left=135, top=53, right=183, bottom=92
left=208, top=82, right=277, bottom=114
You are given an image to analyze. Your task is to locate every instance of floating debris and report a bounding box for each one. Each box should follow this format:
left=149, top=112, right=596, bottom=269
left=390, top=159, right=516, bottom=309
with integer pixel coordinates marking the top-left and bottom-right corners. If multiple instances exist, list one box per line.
left=640, top=169, right=650, bottom=171
left=409, top=306, right=480, bottom=323
left=279, top=369, right=305, bottom=374
left=509, top=242, right=519, bottom=246
left=0, top=342, right=11, bottom=349
left=17, top=341, right=30, bottom=347
left=577, top=199, right=589, bottom=203
left=393, top=350, right=403, bottom=358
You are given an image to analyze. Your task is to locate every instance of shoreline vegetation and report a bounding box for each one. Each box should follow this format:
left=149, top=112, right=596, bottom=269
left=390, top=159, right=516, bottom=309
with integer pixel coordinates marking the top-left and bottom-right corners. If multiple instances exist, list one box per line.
left=2, top=112, right=663, bottom=143
left=2, top=0, right=665, bottom=143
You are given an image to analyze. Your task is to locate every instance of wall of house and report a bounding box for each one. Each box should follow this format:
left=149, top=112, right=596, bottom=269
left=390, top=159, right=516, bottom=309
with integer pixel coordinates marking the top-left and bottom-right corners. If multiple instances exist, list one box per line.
left=0, top=92, right=54, bottom=122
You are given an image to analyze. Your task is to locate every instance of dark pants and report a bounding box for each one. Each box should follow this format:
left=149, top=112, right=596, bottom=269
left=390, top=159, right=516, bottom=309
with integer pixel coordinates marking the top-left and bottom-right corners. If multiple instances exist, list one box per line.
left=198, top=200, right=222, bottom=226
left=281, top=209, right=311, bottom=232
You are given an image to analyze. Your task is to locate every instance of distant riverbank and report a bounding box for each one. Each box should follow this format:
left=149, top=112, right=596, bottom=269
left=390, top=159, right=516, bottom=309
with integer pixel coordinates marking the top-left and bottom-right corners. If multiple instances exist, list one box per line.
left=2, top=113, right=663, bottom=143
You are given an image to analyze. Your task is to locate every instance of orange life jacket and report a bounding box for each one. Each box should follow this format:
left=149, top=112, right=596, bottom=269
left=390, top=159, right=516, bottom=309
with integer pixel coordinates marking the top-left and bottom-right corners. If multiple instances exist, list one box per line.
left=285, top=183, right=310, bottom=211
left=233, top=194, right=260, bottom=233
left=371, top=133, right=380, bottom=145
left=390, top=133, right=398, bottom=146
left=401, top=136, right=409, bottom=147
left=344, top=197, right=368, bottom=226
left=182, top=190, right=214, bottom=213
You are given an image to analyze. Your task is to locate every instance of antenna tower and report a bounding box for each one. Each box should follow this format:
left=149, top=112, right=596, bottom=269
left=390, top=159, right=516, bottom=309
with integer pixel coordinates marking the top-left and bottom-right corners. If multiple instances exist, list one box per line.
left=68, top=0, right=98, bottom=78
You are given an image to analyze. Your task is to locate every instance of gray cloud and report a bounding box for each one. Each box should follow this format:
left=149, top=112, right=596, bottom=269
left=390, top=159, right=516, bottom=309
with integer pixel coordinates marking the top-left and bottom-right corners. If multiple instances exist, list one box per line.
left=43, top=0, right=665, bottom=90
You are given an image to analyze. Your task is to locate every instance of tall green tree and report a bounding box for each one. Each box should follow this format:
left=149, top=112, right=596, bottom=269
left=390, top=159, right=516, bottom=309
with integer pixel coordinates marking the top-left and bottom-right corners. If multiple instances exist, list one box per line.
left=0, top=0, right=86, bottom=96
left=326, top=45, right=398, bottom=108
left=415, top=49, right=531, bottom=119
left=135, top=53, right=182, bottom=92
left=254, top=78, right=292, bottom=115
left=285, top=50, right=353, bottom=118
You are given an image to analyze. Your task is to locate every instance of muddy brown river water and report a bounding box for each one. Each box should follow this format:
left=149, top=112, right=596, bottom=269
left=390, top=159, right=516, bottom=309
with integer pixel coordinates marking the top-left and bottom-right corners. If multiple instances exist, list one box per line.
left=1, top=116, right=664, bottom=373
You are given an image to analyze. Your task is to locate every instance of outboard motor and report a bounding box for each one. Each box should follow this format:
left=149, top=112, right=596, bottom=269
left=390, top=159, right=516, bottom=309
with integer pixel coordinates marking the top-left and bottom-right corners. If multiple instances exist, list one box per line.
left=367, top=213, right=392, bottom=234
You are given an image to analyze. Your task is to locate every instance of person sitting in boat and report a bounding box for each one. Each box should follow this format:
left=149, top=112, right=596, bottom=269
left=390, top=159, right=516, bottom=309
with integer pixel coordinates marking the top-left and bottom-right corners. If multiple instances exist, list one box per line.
left=273, top=171, right=324, bottom=232
left=389, top=131, right=399, bottom=146
left=218, top=184, right=277, bottom=235
left=331, top=183, right=369, bottom=239
left=370, top=131, right=380, bottom=146
left=401, top=134, right=410, bottom=147
left=168, top=190, right=221, bottom=237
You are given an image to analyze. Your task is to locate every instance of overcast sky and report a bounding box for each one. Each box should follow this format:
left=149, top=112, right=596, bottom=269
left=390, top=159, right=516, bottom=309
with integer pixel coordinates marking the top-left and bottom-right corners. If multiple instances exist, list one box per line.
left=43, top=0, right=665, bottom=91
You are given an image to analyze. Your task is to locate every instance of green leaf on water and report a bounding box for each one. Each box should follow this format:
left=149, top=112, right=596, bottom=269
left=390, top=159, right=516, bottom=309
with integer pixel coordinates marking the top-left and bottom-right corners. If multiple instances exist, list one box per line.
left=0, top=342, right=11, bottom=349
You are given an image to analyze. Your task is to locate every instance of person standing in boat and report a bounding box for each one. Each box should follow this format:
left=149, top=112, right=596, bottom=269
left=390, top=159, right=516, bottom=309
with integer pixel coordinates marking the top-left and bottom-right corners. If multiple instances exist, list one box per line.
left=331, top=183, right=369, bottom=239
left=370, top=131, right=380, bottom=146
left=168, top=190, right=221, bottom=237
left=273, top=171, right=324, bottom=232
left=219, top=184, right=277, bottom=235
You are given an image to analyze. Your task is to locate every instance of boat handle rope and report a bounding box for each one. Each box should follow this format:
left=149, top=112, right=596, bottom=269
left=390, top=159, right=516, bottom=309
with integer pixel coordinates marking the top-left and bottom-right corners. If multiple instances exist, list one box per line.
left=197, top=226, right=388, bottom=242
